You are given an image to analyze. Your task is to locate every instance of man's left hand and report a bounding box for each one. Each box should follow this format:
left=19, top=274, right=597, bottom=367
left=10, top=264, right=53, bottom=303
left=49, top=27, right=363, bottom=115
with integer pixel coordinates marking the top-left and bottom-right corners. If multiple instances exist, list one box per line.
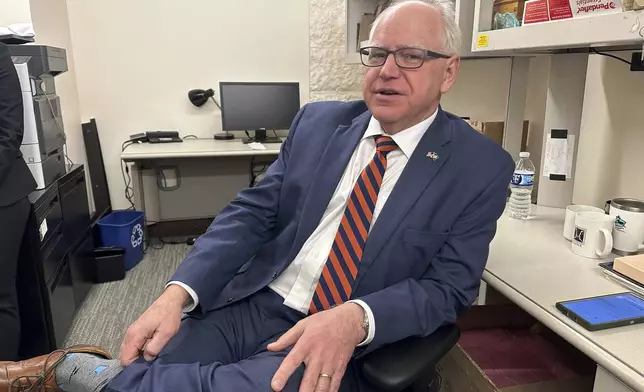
left=268, top=302, right=366, bottom=392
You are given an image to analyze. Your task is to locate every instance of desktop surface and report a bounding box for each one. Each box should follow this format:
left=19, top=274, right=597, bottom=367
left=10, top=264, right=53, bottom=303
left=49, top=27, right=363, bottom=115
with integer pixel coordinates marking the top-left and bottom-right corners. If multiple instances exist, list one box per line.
left=120, top=138, right=283, bottom=161
left=486, top=206, right=644, bottom=390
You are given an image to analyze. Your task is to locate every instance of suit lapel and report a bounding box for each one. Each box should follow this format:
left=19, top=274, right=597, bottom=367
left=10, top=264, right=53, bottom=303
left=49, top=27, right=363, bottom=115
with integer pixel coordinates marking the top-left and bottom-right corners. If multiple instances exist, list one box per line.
left=287, top=111, right=372, bottom=264
left=355, top=109, right=453, bottom=286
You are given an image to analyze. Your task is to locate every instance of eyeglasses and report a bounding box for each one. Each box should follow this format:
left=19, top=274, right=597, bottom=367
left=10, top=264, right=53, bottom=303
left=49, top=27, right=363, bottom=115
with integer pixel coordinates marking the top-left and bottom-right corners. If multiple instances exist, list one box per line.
left=359, top=46, right=451, bottom=69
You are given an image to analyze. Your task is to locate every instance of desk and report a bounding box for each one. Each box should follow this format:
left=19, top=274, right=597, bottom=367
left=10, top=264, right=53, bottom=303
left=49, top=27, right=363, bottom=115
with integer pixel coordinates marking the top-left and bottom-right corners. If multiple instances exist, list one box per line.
left=121, top=138, right=283, bottom=161
left=485, top=206, right=644, bottom=392
left=120, top=139, right=282, bottom=223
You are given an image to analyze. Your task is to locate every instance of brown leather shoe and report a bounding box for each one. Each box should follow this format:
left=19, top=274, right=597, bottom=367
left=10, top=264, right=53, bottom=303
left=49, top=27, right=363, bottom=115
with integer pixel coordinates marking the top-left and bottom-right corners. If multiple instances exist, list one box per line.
left=0, top=345, right=112, bottom=392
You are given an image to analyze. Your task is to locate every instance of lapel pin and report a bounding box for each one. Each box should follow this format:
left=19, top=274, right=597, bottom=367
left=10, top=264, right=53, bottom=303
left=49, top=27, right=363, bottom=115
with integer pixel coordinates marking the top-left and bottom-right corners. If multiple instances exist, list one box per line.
left=426, top=152, right=439, bottom=161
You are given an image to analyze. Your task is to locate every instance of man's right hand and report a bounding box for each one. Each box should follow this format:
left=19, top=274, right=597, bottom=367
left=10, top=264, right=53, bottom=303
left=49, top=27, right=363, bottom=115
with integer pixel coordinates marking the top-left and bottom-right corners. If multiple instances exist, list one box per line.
left=119, top=285, right=189, bottom=366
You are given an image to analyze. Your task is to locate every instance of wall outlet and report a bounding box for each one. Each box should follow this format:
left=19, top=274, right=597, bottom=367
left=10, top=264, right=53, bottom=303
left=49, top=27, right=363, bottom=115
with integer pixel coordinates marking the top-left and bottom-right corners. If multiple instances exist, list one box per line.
left=631, top=52, right=644, bottom=72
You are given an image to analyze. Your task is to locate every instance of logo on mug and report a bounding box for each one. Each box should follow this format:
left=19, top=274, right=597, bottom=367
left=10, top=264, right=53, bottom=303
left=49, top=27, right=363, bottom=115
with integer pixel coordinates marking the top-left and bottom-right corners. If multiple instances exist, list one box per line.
left=573, top=226, right=586, bottom=245
left=615, top=215, right=626, bottom=232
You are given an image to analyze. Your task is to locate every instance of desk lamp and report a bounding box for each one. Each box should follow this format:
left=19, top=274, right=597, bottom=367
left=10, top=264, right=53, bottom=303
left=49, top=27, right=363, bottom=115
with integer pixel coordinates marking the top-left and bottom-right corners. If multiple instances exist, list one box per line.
left=188, top=88, right=234, bottom=140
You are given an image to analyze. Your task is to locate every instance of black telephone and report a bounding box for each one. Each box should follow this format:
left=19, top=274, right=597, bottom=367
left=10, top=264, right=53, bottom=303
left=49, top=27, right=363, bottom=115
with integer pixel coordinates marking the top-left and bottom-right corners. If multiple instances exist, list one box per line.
left=129, top=131, right=182, bottom=144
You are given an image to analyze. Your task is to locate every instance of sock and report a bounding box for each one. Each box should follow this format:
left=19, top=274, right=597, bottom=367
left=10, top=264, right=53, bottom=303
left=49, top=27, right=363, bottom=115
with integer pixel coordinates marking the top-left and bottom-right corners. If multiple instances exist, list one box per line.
left=55, top=353, right=124, bottom=392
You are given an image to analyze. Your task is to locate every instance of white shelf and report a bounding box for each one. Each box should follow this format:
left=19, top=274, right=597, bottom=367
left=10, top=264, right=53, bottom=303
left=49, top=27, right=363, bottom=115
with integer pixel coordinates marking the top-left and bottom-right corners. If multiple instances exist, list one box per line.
left=345, top=0, right=486, bottom=63
left=472, top=7, right=644, bottom=53
left=346, top=52, right=361, bottom=64
left=455, top=0, right=487, bottom=57
left=345, top=0, right=376, bottom=63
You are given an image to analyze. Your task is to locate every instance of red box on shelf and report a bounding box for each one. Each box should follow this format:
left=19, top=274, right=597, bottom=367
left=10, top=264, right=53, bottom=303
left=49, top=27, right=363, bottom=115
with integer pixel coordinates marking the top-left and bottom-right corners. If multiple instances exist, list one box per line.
left=548, top=0, right=574, bottom=20
left=523, top=0, right=551, bottom=24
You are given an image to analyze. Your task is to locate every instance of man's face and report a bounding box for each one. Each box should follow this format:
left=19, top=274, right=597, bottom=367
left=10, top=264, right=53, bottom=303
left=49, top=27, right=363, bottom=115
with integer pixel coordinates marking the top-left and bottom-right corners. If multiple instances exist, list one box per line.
left=363, top=4, right=459, bottom=133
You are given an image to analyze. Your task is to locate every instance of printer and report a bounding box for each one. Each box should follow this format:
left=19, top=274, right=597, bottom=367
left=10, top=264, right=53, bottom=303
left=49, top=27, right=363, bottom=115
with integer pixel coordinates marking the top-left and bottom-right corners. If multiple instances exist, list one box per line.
left=9, top=45, right=68, bottom=189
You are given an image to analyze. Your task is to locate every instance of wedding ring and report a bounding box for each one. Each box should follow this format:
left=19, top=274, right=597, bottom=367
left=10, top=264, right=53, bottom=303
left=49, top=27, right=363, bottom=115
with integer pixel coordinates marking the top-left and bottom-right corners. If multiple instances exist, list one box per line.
left=319, top=373, right=332, bottom=379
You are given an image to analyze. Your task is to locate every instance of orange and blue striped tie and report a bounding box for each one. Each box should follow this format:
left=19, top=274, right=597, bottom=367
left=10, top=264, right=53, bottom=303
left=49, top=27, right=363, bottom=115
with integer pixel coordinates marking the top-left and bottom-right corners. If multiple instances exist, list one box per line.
left=309, top=135, right=397, bottom=314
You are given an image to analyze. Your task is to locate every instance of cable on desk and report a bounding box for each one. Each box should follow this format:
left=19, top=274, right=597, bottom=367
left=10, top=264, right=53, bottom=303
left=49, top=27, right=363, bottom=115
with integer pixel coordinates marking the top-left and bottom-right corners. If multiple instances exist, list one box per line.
left=144, top=238, right=164, bottom=253
left=273, top=130, right=279, bottom=139
left=122, top=140, right=134, bottom=152
left=183, top=135, right=198, bottom=140
left=249, top=156, right=270, bottom=187
left=249, top=156, right=257, bottom=187
left=121, top=140, right=136, bottom=210
left=142, top=219, right=161, bottom=253
left=590, top=48, right=632, bottom=66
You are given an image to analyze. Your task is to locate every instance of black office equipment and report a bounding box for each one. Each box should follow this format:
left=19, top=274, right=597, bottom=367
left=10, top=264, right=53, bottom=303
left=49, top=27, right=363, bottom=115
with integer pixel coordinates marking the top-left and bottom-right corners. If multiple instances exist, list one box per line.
left=188, top=88, right=232, bottom=140
left=125, top=131, right=182, bottom=144
left=556, top=292, right=644, bottom=331
left=188, top=88, right=215, bottom=107
left=219, top=82, right=300, bottom=144
left=0, top=34, right=35, bottom=45
left=146, top=131, right=182, bottom=143
left=16, top=165, right=95, bottom=357
left=93, top=247, right=126, bottom=283
left=82, top=119, right=112, bottom=222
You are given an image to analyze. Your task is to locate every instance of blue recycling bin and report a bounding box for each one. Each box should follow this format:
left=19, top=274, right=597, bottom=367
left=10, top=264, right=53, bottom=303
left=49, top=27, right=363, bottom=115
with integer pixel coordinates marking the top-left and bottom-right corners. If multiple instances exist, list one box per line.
left=97, top=210, right=145, bottom=271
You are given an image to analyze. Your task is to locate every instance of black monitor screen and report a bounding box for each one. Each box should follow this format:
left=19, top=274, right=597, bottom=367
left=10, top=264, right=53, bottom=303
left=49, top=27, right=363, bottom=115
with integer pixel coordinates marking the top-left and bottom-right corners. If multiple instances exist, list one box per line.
left=220, top=82, right=301, bottom=131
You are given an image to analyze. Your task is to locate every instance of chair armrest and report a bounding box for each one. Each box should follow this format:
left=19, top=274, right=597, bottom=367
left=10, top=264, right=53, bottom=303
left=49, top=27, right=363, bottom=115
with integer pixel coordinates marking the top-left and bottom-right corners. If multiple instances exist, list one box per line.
left=358, top=325, right=460, bottom=392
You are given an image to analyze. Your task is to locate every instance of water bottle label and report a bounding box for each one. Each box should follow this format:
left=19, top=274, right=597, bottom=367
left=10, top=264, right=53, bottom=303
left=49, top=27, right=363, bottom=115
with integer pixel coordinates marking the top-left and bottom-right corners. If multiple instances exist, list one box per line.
left=512, top=172, right=534, bottom=186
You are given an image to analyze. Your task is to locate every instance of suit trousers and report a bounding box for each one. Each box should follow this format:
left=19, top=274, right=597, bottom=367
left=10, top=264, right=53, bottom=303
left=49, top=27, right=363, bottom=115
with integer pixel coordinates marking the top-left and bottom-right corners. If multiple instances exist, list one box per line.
left=106, top=287, right=363, bottom=392
left=0, top=197, right=30, bottom=360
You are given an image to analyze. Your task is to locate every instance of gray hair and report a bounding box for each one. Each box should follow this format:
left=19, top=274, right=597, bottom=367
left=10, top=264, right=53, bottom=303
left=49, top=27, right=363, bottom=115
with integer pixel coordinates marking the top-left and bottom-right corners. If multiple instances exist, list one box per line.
left=369, top=0, right=462, bottom=55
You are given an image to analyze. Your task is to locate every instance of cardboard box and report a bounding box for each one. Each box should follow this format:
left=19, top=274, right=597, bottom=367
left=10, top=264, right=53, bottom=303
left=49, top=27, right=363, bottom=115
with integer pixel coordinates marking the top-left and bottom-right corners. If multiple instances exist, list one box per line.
left=464, top=120, right=529, bottom=149
left=492, top=0, right=526, bottom=29
left=493, top=0, right=527, bottom=19
left=465, top=121, right=504, bottom=145
left=437, top=305, right=595, bottom=392
left=614, top=254, right=644, bottom=285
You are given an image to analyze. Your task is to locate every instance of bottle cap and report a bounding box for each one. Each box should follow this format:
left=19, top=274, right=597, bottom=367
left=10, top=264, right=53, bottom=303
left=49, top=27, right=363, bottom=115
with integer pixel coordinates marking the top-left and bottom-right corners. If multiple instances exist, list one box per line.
left=519, top=152, right=530, bottom=158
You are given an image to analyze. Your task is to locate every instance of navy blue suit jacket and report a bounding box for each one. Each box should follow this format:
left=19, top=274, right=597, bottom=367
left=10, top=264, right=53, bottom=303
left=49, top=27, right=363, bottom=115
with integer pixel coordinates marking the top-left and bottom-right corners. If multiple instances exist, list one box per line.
left=171, top=101, right=514, bottom=355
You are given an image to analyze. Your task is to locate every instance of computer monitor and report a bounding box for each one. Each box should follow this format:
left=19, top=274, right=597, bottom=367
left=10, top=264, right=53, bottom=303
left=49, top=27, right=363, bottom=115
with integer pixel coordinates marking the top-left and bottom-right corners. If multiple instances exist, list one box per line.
left=219, top=82, right=301, bottom=144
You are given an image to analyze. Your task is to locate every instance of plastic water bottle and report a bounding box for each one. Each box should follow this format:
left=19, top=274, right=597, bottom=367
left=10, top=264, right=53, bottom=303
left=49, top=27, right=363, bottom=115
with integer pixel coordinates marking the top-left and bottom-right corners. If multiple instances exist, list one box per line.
left=508, top=152, right=535, bottom=219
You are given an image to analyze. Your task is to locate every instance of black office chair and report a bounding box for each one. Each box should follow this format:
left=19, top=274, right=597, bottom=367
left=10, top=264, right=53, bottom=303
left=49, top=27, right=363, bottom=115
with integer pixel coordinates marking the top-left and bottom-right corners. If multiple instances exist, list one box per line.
left=358, top=325, right=460, bottom=392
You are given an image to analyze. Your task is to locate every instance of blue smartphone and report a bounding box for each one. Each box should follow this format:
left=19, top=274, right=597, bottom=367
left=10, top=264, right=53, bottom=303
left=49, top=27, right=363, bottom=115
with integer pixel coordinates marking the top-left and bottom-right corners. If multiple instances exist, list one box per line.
left=556, top=293, right=644, bottom=331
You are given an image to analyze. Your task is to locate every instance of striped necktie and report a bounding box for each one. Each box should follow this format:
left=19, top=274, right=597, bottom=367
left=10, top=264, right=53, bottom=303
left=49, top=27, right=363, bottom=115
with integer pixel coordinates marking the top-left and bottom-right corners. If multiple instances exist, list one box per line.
left=309, top=135, right=398, bottom=314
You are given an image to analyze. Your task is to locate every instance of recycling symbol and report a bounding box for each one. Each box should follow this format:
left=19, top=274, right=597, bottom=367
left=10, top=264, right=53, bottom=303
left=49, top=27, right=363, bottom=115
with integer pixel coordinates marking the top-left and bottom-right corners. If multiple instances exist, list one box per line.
left=131, top=223, right=144, bottom=248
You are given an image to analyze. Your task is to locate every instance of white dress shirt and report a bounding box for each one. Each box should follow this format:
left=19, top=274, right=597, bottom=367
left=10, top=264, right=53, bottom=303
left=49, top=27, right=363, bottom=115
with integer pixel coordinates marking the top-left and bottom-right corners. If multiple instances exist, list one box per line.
left=169, top=110, right=437, bottom=346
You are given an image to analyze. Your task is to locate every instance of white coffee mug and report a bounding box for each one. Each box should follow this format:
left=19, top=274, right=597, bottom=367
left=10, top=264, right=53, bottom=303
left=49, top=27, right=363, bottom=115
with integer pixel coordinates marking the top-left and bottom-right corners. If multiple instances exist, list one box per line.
left=571, top=212, right=614, bottom=259
left=608, top=198, right=644, bottom=255
left=563, top=205, right=605, bottom=241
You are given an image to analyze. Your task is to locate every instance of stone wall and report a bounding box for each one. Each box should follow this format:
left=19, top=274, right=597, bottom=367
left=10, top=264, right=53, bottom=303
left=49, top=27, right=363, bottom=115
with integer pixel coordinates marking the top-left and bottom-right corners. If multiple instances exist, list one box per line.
left=310, top=0, right=365, bottom=102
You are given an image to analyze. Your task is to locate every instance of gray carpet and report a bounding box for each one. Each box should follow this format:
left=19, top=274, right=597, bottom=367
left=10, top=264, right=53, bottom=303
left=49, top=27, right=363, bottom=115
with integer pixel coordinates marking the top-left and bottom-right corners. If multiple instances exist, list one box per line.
left=64, top=243, right=190, bottom=356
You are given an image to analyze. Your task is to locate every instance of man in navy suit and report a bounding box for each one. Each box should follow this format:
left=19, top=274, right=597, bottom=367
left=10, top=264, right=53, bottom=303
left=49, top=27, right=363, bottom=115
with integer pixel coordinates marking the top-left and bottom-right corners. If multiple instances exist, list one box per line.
left=0, top=1, right=514, bottom=391
left=0, top=42, right=37, bottom=361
